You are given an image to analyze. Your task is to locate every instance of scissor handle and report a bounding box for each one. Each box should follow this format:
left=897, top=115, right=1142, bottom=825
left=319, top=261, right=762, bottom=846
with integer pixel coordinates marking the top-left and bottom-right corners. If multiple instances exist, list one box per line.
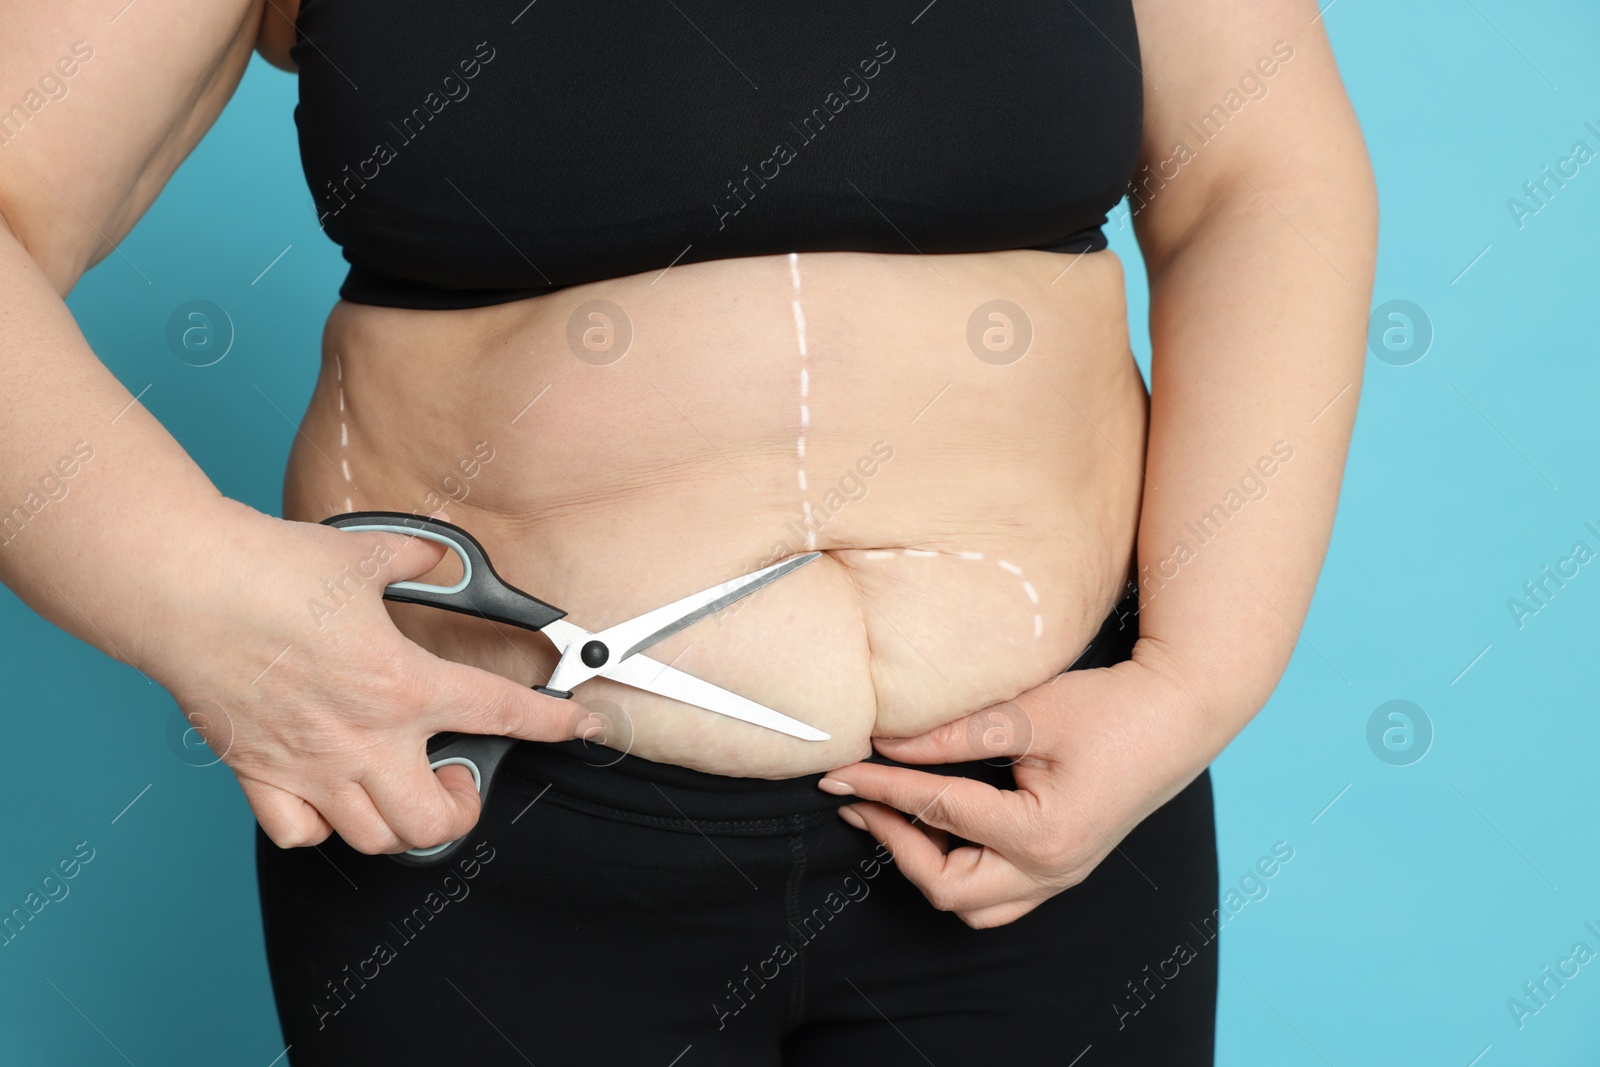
left=321, top=512, right=564, bottom=867
left=321, top=511, right=567, bottom=632
left=390, top=733, right=519, bottom=867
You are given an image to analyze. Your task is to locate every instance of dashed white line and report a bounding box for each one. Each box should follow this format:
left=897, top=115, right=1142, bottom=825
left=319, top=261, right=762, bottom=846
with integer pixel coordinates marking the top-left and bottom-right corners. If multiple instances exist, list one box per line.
left=789, top=253, right=816, bottom=550
left=335, top=353, right=355, bottom=510
left=860, top=549, right=1045, bottom=642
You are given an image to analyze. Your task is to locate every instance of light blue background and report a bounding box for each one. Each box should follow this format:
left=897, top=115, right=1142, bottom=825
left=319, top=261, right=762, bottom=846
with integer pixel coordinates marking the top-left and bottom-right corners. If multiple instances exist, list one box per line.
left=2, top=2, right=1597, bottom=1064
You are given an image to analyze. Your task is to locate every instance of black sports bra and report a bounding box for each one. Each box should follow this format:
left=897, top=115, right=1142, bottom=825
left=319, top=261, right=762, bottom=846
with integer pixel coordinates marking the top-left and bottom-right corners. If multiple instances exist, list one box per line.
left=291, top=1, right=1142, bottom=310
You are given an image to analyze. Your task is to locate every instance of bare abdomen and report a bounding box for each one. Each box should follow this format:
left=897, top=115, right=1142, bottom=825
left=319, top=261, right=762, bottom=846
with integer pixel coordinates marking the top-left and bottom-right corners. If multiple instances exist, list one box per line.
left=284, top=249, right=1146, bottom=777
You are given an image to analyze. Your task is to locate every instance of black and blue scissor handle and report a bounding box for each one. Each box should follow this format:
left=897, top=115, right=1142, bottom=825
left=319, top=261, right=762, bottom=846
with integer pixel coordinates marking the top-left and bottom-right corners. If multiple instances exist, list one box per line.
left=322, top=511, right=571, bottom=867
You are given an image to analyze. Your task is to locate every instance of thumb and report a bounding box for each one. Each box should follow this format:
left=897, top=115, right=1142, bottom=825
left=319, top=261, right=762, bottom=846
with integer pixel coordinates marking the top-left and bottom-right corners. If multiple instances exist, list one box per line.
left=873, top=699, right=1039, bottom=765
left=362, top=529, right=450, bottom=585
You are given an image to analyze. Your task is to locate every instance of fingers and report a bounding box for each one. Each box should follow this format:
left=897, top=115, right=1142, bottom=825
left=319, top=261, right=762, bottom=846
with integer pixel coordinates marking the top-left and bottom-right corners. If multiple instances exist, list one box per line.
left=281, top=646, right=587, bottom=855
left=820, top=763, right=1030, bottom=844
left=427, top=657, right=599, bottom=742
left=825, top=762, right=1068, bottom=924
left=243, top=779, right=333, bottom=849
left=319, top=786, right=410, bottom=854
left=954, top=898, right=1044, bottom=929
left=360, top=753, right=483, bottom=852
left=247, top=750, right=485, bottom=856
left=842, top=800, right=1037, bottom=918
left=871, top=699, right=1041, bottom=765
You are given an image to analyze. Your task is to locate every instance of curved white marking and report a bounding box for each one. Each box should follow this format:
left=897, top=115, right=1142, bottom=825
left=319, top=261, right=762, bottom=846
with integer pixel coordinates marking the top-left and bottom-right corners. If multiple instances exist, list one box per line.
left=789, top=252, right=816, bottom=550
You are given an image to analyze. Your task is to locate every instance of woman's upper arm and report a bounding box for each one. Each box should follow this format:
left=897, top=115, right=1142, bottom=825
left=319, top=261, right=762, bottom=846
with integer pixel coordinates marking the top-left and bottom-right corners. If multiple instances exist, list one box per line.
left=1127, top=0, right=1376, bottom=271
left=0, top=0, right=269, bottom=292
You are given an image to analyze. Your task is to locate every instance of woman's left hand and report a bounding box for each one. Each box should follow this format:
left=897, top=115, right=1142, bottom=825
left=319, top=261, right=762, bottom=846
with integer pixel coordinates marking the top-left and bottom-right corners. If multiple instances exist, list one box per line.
left=818, top=647, right=1221, bottom=929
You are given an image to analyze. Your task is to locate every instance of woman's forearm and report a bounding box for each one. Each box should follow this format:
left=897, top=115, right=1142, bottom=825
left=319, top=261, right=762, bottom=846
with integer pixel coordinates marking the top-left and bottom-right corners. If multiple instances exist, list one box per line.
left=1132, top=167, right=1377, bottom=746
left=0, top=209, right=252, bottom=673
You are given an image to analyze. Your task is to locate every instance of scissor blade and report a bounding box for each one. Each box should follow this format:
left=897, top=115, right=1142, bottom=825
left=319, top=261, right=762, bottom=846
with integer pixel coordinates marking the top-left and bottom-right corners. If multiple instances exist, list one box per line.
left=602, top=652, right=831, bottom=741
left=612, top=552, right=821, bottom=662
left=545, top=552, right=821, bottom=692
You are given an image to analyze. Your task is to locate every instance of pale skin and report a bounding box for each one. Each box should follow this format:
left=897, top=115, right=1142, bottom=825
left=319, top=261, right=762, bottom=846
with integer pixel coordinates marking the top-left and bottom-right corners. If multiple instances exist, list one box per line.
left=819, top=2, right=1377, bottom=926
left=0, top=0, right=1373, bottom=933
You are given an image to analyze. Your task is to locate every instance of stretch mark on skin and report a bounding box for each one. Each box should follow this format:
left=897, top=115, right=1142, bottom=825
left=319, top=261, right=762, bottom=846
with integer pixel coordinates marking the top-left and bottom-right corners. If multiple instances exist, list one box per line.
left=860, top=549, right=1045, bottom=638
left=788, top=253, right=816, bottom=550
left=335, top=353, right=354, bottom=512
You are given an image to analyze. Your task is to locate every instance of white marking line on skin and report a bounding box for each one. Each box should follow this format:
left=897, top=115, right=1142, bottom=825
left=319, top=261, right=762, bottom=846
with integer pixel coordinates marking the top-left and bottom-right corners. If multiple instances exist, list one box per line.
left=789, top=253, right=817, bottom=550
left=865, top=549, right=1046, bottom=640
left=336, top=353, right=354, bottom=511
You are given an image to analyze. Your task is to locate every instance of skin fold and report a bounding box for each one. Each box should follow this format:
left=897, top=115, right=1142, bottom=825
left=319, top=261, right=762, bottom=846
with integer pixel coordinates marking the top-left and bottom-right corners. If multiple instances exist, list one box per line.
left=283, top=248, right=1145, bottom=779
left=0, top=0, right=1374, bottom=930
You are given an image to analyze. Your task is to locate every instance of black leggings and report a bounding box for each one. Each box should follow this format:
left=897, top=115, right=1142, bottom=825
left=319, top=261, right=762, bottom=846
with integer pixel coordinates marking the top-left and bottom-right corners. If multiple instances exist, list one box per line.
left=256, top=590, right=1218, bottom=1065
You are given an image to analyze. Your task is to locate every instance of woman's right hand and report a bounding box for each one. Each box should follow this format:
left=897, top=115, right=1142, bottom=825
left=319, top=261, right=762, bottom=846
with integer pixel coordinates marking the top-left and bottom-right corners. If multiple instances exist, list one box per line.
left=0, top=0, right=594, bottom=860
left=143, top=503, right=596, bottom=855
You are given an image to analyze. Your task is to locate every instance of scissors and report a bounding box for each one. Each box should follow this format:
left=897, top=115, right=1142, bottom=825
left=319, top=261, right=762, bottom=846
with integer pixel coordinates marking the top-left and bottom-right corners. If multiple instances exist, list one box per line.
left=322, top=511, right=828, bottom=866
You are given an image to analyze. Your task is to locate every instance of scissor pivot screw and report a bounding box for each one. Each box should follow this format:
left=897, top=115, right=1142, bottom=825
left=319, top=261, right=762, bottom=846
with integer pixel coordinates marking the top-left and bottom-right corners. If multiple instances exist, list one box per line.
left=580, top=640, right=610, bottom=668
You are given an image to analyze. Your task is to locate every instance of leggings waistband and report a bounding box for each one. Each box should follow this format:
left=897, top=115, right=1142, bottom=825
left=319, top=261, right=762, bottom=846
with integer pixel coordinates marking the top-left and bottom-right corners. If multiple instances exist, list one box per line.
left=498, top=583, right=1140, bottom=825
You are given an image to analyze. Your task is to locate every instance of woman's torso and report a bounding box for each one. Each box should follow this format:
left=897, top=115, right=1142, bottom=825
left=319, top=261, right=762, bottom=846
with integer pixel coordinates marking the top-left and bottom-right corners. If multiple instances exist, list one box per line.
left=277, top=0, right=1148, bottom=778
